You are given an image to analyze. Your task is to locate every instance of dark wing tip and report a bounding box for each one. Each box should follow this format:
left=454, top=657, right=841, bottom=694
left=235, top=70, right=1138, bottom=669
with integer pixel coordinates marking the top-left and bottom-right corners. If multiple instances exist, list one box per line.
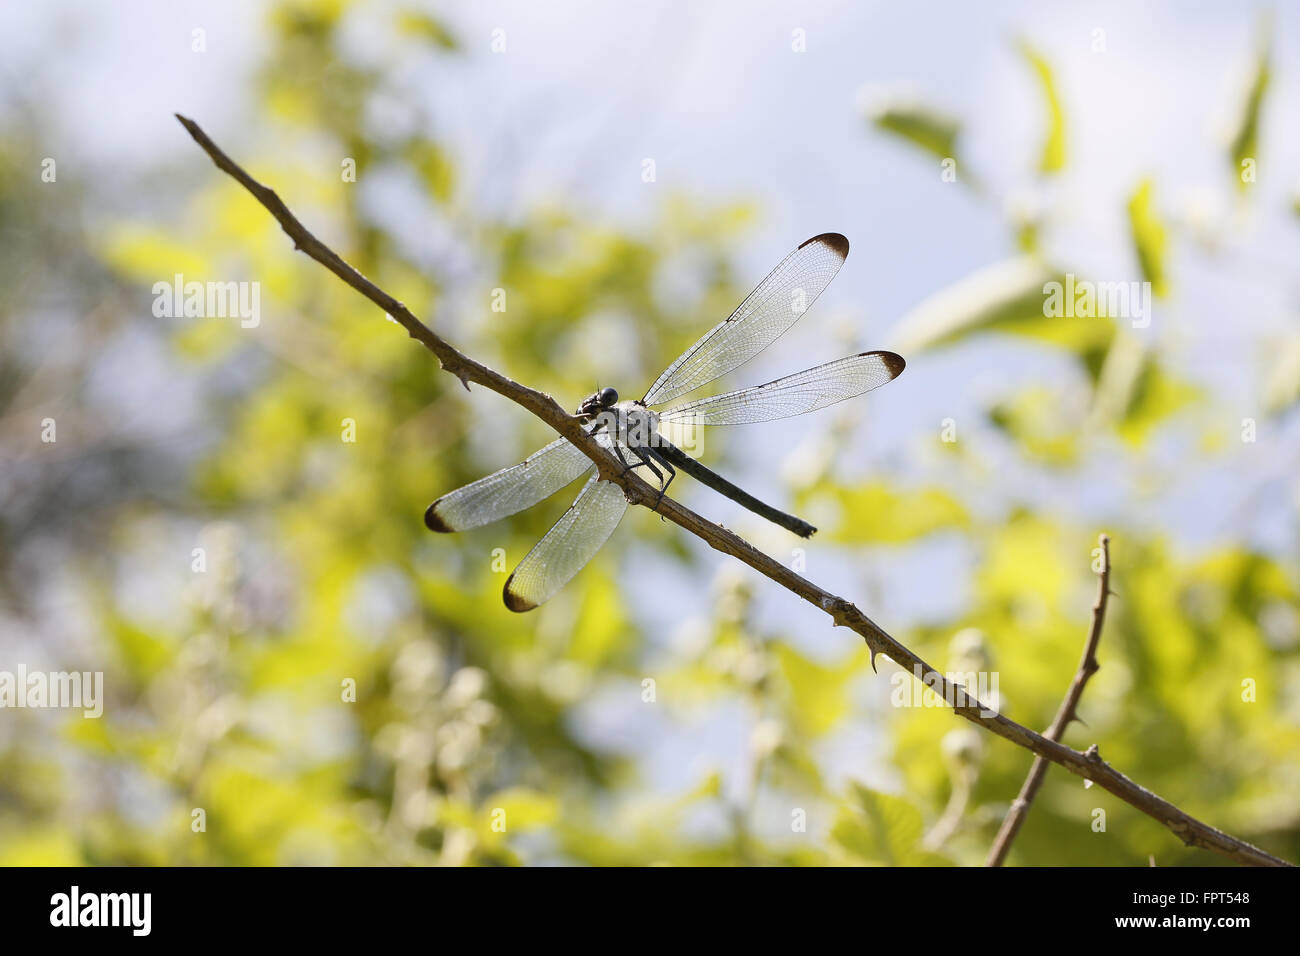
left=502, top=574, right=537, bottom=613
left=424, top=502, right=455, bottom=533
left=876, top=350, right=906, bottom=378
left=801, top=233, right=849, bottom=258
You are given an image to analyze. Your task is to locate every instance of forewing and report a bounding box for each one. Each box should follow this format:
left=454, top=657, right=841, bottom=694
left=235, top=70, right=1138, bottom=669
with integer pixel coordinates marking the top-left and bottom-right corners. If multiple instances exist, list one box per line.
left=658, top=351, right=904, bottom=427
left=503, top=471, right=629, bottom=612
left=642, top=233, right=849, bottom=407
left=425, top=435, right=598, bottom=533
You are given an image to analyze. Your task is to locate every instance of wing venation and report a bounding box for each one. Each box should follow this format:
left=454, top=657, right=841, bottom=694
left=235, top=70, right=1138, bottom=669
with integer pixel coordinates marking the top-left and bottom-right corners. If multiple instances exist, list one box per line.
left=642, top=233, right=849, bottom=407
left=658, top=351, right=904, bottom=427
left=503, top=471, right=629, bottom=611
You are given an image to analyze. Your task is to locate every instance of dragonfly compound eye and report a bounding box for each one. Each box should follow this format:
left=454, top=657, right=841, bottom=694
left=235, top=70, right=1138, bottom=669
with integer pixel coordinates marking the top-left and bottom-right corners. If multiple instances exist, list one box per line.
left=598, top=387, right=619, bottom=408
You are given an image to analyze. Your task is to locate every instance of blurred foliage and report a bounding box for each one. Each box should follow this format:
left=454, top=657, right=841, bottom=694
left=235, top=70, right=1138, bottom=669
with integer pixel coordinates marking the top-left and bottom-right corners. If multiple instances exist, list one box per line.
left=1228, top=15, right=1272, bottom=191
left=865, top=92, right=962, bottom=166
left=1017, top=39, right=1066, bottom=175
left=1127, top=178, right=1168, bottom=298
left=0, top=1, right=1297, bottom=869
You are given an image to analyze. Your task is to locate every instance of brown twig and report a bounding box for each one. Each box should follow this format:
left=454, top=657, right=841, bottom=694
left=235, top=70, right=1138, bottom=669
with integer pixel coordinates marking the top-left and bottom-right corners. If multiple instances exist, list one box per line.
left=175, top=115, right=1293, bottom=868
left=986, top=534, right=1112, bottom=866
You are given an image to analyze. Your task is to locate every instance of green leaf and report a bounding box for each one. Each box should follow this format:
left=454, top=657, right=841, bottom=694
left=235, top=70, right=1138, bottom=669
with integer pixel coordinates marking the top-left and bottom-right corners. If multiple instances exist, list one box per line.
left=1127, top=179, right=1169, bottom=298
left=1018, top=40, right=1066, bottom=174
left=832, top=783, right=950, bottom=865
left=104, top=613, right=175, bottom=685
left=0, top=829, right=84, bottom=866
left=865, top=90, right=961, bottom=162
left=479, top=787, right=558, bottom=838
left=396, top=11, right=459, bottom=50
left=1090, top=333, right=1199, bottom=443
left=889, top=257, right=1115, bottom=369
left=1117, top=355, right=1199, bottom=444
left=1227, top=18, right=1270, bottom=191
left=774, top=643, right=866, bottom=737
left=402, top=139, right=456, bottom=203
left=822, top=481, right=970, bottom=544
left=988, top=386, right=1082, bottom=466
left=99, top=225, right=211, bottom=282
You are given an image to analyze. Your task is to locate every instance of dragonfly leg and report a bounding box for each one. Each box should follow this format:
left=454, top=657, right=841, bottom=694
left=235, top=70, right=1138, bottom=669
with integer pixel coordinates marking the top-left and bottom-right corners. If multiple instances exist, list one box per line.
left=618, top=445, right=674, bottom=518
left=641, top=446, right=676, bottom=513
left=611, top=441, right=642, bottom=478
left=623, top=444, right=665, bottom=486
left=586, top=419, right=638, bottom=478
left=585, top=418, right=646, bottom=480
left=583, top=420, right=670, bottom=504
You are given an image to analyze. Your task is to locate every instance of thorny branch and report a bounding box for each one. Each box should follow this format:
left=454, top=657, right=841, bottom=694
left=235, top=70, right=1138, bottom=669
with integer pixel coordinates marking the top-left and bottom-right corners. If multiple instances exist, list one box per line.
left=176, top=115, right=1293, bottom=868
left=986, top=534, right=1112, bottom=866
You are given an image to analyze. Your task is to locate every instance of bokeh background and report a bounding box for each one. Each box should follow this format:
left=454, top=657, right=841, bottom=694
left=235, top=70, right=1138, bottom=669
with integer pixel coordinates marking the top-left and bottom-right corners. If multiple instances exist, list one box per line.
left=1, top=0, right=1298, bottom=866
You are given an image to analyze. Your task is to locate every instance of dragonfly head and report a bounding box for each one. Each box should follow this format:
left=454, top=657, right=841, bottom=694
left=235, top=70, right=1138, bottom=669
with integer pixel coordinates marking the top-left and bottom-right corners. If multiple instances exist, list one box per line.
left=577, top=386, right=619, bottom=418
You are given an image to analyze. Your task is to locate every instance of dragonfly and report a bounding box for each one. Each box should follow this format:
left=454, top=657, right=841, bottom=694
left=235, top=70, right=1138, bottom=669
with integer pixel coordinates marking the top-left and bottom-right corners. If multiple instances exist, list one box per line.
left=425, top=233, right=905, bottom=611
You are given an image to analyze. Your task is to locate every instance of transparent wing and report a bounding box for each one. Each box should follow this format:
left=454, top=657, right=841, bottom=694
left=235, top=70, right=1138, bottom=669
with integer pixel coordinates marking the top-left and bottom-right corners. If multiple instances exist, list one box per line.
left=503, top=470, right=629, bottom=612
left=642, top=233, right=849, bottom=408
left=658, top=351, right=904, bottom=427
left=425, top=433, right=610, bottom=533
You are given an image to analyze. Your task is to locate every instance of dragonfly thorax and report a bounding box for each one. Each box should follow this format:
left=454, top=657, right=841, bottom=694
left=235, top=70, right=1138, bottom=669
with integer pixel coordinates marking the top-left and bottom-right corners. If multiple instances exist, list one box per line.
left=588, top=399, right=660, bottom=448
